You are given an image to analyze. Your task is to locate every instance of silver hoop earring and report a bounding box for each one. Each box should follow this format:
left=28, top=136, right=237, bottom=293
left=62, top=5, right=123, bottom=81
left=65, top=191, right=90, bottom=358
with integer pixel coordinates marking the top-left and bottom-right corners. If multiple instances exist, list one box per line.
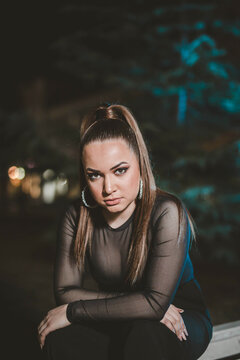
left=138, top=178, right=143, bottom=200
left=81, top=186, right=98, bottom=208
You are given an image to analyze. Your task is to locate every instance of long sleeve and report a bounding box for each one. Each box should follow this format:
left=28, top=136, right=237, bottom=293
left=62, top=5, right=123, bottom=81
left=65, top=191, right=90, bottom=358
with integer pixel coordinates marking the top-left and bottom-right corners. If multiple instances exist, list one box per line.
left=66, top=199, right=190, bottom=323
left=54, top=203, right=125, bottom=306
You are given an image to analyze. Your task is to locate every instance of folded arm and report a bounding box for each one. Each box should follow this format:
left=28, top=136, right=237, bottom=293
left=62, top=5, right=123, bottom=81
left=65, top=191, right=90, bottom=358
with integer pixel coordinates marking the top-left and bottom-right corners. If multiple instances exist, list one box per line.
left=61, top=199, right=190, bottom=323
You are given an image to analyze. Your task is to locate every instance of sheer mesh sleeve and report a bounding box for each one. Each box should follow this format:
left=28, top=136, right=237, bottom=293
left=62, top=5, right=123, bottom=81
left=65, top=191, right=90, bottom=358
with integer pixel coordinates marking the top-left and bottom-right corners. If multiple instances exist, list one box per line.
left=54, top=203, right=125, bottom=306
left=66, top=199, right=190, bottom=323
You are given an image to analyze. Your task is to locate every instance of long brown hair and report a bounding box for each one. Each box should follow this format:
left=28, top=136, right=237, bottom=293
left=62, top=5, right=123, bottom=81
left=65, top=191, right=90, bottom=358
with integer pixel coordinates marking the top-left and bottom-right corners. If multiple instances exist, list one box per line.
left=74, top=103, right=197, bottom=287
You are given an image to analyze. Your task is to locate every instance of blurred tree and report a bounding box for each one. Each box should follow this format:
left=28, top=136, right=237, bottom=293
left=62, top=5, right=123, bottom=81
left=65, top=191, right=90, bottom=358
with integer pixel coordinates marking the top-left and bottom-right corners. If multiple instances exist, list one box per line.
left=52, top=0, right=240, bottom=127
left=1, top=0, right=239, bottom=265
left=49, top=0, right=240, bottom=266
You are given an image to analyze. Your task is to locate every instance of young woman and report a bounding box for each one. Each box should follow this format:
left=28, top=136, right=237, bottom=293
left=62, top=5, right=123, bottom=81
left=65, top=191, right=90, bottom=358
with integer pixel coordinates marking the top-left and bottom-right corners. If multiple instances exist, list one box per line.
left=38, top=103, right=213, bottom=360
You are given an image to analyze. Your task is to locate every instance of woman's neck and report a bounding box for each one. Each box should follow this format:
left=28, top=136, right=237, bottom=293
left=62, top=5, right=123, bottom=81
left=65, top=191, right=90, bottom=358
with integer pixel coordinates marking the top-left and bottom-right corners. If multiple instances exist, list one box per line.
left=101, top=200, right=136, bottom=229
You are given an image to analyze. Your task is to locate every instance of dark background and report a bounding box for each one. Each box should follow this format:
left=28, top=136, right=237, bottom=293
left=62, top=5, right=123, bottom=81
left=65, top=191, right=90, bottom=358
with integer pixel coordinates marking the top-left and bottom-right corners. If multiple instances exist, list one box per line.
left=0, top=1, right=239, bottom=358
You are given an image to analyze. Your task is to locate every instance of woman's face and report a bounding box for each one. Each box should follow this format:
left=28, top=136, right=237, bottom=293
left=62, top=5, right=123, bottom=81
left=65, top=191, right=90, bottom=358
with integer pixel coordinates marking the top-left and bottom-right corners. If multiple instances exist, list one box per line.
left=82, top=138, right=141, bottom=214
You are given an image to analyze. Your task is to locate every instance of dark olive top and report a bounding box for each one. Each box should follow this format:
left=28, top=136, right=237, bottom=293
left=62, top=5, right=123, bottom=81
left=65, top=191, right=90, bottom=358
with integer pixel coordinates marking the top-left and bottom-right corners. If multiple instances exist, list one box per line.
left=54, top=193, right=212, bottom=325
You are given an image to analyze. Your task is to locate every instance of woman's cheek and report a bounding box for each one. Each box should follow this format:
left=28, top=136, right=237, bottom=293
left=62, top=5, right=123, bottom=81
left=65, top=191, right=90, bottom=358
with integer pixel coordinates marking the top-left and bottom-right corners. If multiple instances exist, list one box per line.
left=89, top=183, right=101, bottom=201
left=124, top=173, right=139, bottom=196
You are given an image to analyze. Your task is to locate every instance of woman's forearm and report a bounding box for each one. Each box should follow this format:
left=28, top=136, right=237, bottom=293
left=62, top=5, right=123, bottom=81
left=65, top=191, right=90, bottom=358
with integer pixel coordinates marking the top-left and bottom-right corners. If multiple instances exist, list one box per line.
left=55, top=286, right=126, bottom=305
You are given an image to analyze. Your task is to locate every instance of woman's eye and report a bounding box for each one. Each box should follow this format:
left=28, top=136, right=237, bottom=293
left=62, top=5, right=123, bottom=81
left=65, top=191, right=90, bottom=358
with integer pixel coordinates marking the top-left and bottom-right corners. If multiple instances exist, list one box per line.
left=115, top=167, right=128, bottom=175
left=87, top=167, right=128, bottom=180
left=87, top=173, right=100, bottom=180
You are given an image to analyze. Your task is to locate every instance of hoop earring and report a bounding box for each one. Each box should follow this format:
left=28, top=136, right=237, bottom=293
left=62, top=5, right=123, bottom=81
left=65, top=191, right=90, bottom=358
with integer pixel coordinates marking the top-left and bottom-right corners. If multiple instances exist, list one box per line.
left=138, top=178, right=143, bottom=200
left=81, top=186, right=98, bottom=208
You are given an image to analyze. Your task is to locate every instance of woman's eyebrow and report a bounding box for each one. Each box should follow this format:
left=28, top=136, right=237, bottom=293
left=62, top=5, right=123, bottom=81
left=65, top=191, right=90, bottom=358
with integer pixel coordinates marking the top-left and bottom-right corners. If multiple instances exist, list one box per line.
left=86, top=161, right=129, bottom=172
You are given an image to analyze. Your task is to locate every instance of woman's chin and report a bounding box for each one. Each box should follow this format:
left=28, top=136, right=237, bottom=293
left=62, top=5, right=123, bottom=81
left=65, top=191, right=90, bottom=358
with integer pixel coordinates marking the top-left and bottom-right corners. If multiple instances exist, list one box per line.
left=101, top=200, right=126, bottom=213
left=103, top=204, right=123, bottom=213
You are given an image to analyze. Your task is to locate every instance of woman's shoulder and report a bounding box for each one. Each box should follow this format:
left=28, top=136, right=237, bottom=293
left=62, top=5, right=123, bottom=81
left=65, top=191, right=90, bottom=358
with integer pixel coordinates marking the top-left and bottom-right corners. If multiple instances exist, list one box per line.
left=60, top=197, right=82, bottom=226
left=150, top=189, right=185, bottom=228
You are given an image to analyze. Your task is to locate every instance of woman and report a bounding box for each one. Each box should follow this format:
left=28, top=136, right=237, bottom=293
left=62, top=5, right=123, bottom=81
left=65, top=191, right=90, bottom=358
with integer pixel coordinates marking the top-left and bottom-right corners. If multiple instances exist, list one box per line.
left=38, top=103, right=213, bottom=360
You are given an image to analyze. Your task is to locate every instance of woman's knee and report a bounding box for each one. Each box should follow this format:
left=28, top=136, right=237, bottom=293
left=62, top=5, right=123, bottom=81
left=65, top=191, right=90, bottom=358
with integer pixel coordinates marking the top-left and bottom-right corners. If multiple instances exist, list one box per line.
left=124, top=318, right=164, bottom=344
left=43, top=328, right=61, bottom=350
left=42, top=326, right=81, bottom=359
left=129, top=318, right=158, bottom=329
left=43, top=325, right=74, bottom=352
left=129, top=318, right=169, bottom=336
left=123, top=319, right=182, bottom=360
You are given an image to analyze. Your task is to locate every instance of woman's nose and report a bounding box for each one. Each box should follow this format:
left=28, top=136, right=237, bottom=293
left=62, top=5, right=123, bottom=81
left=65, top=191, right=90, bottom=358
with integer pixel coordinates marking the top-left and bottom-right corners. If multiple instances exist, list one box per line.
left=103, top=176, right=116, bottom=194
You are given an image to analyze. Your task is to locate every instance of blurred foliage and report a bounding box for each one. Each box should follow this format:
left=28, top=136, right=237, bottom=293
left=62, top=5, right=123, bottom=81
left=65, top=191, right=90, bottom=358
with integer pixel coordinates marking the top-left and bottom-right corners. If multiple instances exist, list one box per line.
left=50, top=0, right=240, bottom=266
left=138, top=116, right=239, bottom=266
left=150, top=127, right=240, bottom=266
left=1, top=0, right=239, bottom=267
left=52, top=0, right=240, bottom=124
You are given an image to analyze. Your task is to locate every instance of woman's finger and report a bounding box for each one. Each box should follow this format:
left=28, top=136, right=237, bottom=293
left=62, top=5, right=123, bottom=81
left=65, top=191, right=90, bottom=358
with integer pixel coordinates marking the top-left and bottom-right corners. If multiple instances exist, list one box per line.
left=175, top=306, right=184, bottom=312
left=165, top=307, right=183, bottom=330
left=38, top=320, right=45, bottom=332
left=38, top=315, right=49, bottom=331
left=161, top=318, right=185, bottom=341
left=169, top=305, right=189, bottom=339
left=169, top=304, right=183, bottom=312
left=181, top=317, right=189, bottom=337
left=169, top=305, right=184, bottom=318
left=37, top=317, right=50, bottom=348
left=167, top=307, right=181, bottom=322
left=177, top=312, right=188, bottom=334
left=38, top=317, right=49, bottom=335
left=164, top=313, right=182, bottom=336
left=169, top=306, right=188, bottom=337
left=166, top=310, right=187, bottom=339
left=38, top=331, right=45, bottom=348
left=177, top=314, right=188, bottom=339
left=163, top=313, right=183, bottom=337
left=38, top=322, right=48, bottom=336
left=39, top=323, right=52, bottom=349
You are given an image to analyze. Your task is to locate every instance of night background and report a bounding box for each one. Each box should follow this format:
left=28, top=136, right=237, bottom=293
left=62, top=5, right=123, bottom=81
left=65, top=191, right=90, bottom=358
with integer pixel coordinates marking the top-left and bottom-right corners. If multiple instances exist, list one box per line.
left=0, top=0, right=239, bottom=358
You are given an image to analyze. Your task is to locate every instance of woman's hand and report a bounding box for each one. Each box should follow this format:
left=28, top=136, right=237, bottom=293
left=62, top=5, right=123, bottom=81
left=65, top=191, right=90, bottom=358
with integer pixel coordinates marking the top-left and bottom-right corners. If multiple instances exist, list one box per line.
left=37, top=304, right=71, bottom=349
left=160, top=304, right=188, bottom=341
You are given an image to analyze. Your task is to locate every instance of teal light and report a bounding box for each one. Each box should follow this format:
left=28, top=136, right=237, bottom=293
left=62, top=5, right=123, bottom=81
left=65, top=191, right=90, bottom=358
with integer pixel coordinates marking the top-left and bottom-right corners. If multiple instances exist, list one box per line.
left=152, top=88, right=163, bottom=96
left=208, top=62, right=228, bottom=79
left=194, top=22, right=205, bottom=30
left=180, top=186, right=215, bottom=200
left=213, top=20, right=222, bottom=27
left=154, top=8, right=165, bottom=16
left=221, top=99, right=240, bottom=113
left=186, top=53, right=199, bottom=66
left=177, top=88, right=187, bottom=125
left=228, top=25, right=240, bottom=36
left=219, top=193, right=240, bottom=203
left=156, top=26, right=169, bottom=34
left=130, top=66, right=145, bottom=75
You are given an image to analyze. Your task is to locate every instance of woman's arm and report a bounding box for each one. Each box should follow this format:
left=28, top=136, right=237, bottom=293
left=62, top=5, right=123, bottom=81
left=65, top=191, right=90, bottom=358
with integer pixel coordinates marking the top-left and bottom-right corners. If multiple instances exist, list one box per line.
left=66, top=199, right=190, bottom=323
left=54, top=202, right=126, bottom=306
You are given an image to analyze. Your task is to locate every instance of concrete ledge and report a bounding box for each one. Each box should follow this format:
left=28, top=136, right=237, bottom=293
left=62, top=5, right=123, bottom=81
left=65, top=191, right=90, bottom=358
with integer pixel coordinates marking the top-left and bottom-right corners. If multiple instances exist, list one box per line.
left=199, top=320, right=240, bottom=360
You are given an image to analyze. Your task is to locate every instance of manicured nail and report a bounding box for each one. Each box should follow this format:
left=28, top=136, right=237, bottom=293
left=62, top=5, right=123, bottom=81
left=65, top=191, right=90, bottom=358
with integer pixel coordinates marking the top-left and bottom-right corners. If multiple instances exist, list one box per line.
left=182, top=332, right=187, bottom=340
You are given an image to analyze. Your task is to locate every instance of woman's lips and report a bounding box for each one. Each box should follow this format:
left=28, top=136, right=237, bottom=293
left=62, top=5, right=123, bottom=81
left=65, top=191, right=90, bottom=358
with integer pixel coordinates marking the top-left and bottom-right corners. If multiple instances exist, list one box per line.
left=104, top=198, right=122, bottom=206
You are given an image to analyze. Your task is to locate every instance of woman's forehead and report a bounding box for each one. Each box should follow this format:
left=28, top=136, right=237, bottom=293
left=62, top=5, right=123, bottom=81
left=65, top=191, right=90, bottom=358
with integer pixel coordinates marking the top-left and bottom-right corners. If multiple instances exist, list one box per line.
left=83, top=139, right=132, bottom=155
left=82, top=139, right=136, bottom=167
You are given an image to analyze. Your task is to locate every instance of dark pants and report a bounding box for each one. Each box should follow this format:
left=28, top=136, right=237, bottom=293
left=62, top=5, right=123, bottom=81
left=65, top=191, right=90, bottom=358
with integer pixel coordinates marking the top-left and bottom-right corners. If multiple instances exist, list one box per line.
left=42, top=310, right=212, bottom=360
